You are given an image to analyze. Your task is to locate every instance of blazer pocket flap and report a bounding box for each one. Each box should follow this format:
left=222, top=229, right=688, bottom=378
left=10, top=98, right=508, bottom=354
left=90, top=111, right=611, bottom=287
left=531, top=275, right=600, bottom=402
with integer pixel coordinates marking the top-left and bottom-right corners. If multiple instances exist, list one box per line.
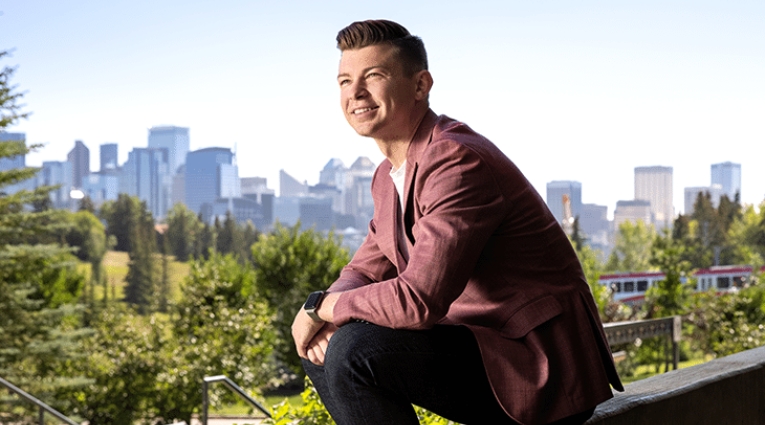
left=500, top=295, right=563, bottom=339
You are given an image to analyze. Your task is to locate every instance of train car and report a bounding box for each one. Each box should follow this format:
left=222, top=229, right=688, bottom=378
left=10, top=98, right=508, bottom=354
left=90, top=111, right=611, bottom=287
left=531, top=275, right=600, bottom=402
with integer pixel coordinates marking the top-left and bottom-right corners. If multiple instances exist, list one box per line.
left=694, top=265, right=764, bottom=292
left=600, top=265, right=765, bottom=304
left=598, top=271, right=666, bottom=305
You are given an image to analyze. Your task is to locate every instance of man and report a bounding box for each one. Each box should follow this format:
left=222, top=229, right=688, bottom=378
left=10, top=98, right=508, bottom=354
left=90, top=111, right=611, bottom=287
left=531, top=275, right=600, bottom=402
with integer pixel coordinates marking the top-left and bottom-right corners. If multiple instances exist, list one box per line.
left=291, top=19, right=623, bottom=425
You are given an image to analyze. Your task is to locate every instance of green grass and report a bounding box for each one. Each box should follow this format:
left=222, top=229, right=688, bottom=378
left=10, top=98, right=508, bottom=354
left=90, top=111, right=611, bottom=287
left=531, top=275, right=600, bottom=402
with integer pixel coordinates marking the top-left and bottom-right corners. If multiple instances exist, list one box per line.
left=620, top=355, right=713, bottom=384
left=206, top=394, right=303, bottom=416
left=93, top=250, right=190, bottom=302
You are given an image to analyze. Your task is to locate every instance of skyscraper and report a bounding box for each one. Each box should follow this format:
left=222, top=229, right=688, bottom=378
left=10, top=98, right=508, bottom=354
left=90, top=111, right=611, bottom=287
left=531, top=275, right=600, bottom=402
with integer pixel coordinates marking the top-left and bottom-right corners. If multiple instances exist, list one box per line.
left=711, top=161, right=741, bottom=202
left=546, top=180, right=582, bottom=224
left=148, top=126, right=190, bottom=175
left=634, top=166, right=673, bottom=229
left=121, top=147, right=172, bottom=219
left=67, top=140, right=90, bottom=188
left=185, top=147, right=239, bottom=219
left=100, top=143, right=118, bottom=172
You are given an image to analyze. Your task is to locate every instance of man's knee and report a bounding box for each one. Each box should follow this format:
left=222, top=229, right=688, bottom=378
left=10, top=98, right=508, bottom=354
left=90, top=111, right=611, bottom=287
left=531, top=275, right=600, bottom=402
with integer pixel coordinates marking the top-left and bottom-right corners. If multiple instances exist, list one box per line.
left=324, top=322, right=374, bottom=373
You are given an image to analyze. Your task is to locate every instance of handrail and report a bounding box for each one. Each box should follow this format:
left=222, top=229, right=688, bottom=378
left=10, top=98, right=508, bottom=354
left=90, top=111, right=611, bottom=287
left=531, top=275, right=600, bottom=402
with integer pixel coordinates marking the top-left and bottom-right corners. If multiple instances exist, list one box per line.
left=0, top=376, right=80, bottom=425
left=603, top=315, right=682, bottom=370
left=202, top=375, right=272, bottom=425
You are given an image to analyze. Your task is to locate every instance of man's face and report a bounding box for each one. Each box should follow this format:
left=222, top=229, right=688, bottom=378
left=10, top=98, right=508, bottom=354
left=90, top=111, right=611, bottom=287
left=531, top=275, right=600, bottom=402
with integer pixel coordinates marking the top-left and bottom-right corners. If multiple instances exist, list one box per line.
left=337, top=43, right=420, bottom=142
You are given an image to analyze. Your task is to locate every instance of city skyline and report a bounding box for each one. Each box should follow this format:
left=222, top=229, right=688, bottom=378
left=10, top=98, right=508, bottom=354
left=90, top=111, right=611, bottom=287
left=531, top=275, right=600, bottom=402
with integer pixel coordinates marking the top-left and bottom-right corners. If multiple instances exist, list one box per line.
left=1, top=1, right=763, bottom=217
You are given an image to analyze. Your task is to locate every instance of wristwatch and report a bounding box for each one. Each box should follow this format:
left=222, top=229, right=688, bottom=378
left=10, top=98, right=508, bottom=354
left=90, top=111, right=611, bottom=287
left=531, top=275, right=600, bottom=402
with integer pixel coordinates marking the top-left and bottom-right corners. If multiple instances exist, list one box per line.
left=303, top=291, right=325, bottom=322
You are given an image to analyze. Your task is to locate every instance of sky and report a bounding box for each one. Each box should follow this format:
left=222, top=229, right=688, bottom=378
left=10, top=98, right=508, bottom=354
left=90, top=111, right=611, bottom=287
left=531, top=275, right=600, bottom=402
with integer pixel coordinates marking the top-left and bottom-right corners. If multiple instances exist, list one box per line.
left=1, top=1, right=764, bottom=218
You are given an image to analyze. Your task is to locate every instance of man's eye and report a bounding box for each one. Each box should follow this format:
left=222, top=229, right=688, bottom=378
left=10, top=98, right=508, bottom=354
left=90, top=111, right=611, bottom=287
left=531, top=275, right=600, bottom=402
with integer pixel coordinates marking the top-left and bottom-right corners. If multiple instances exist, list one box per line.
left=339, top=79, right=350, bottom=86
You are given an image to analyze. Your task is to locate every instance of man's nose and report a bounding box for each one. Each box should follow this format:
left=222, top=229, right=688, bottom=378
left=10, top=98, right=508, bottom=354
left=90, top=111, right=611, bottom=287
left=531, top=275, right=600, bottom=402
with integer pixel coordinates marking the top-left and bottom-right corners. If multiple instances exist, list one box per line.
left=351, top=81, right=369, bottom=99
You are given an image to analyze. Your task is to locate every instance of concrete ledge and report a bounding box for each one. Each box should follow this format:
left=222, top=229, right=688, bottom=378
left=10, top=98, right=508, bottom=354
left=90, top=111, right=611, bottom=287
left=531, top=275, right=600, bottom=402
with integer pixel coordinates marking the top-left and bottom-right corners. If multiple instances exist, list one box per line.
left=586, top=345, right=765, bottom=425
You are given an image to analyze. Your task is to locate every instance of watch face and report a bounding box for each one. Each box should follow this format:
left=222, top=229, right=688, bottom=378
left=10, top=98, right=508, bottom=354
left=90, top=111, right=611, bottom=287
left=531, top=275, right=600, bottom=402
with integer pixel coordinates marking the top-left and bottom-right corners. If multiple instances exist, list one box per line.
left=305, top=291, right=324, bottom=309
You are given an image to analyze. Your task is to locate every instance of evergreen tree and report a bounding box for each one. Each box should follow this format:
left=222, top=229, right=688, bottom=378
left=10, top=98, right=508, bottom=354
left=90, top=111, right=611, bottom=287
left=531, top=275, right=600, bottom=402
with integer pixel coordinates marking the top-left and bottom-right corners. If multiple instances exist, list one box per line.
left=0, top=50, right=90, bottom=419
left=166, top=203, right=200, bottom=262
left=123, top=206, right=157, bottom=314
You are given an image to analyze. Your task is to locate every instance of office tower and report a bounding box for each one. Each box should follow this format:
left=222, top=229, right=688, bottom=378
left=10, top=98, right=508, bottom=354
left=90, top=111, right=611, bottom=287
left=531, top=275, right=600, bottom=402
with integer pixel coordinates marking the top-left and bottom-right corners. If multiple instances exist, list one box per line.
left=185, top=147, right=240, bottom=219
left=280, top=169, right=309, bottom=197
left=546, top=181, right=582, bottom=224
left=345, top=157, right=376, bottom=226
left=320, top=158, right=347, bottom=187
left=613, top=200, right=652, bottom=230
left=580, top=203, right=610, bottom=249
left=100, top=143, right=118, bottom=172
left=148, top=126, right=190, bottom=175
left=81, top=173, right=119, bottom=207
left=121, top=147, right=172, bottom=219
left=684, top=185, right=723, bottom=214
left=634, top=166, right=673, bottom=229
left=0, top=132, right=26, bottom=171
left=67, top=140, right=90, bottom=188
left=38, top=161, right=73, bottom=209
left=711, top=162, right=741, bottom=202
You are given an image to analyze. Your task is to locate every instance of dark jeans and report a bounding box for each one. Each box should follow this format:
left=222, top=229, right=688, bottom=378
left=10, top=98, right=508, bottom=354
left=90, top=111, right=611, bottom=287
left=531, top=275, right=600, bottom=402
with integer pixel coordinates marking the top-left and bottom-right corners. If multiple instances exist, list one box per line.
left=303, top=322, right=595, bottom=425
left=303, top=322, right=516, bottom=425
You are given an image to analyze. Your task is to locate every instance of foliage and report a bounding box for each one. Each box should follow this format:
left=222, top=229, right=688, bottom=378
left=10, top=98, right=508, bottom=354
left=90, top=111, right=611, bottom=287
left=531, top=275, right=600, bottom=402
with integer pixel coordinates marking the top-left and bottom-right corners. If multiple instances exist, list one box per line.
left=571, top=236, right=609, bottom=320
left=166, top=202, right=202, bottom=262
left=644, top=230, right=693, bottom=318
left=687, top=281, right=765, bottom=358
left=605, top=220, right=656, bottom=273
left=264, top=378, right=457, bottom=425
left=68, top=304, right=165, bottom=425
left=123, top=199, right=158, bottom=313
left=156, top=252, right=276, bottom=423
left=251, top=223, right=350, bottom=375
left=100, top=194, right=155, bottom=253
left=0, top=50, right=91, bottom=421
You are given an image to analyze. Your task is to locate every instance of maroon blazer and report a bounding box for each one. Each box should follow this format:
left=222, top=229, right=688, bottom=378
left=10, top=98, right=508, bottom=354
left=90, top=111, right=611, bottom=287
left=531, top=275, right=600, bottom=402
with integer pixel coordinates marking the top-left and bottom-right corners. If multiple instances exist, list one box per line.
left=329, top=110, right=623, bottom=425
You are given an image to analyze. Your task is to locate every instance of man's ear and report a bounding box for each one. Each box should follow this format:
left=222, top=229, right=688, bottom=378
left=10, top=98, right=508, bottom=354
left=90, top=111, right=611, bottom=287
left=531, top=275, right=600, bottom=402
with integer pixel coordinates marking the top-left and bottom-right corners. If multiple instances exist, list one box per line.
left=414, top=70, right=433, bottom=102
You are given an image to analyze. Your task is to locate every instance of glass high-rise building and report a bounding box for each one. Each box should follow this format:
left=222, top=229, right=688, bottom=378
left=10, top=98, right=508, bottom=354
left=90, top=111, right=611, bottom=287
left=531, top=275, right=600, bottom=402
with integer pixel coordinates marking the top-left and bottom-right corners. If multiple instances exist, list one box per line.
left=711, top=162, right=741, bottom=202
left=634, top=166, right=673, bottom=229
left=121, top=147, right=171, bottom=219
left=148, top=126, right=190, bottom=175
left=100, top=143, right=118, bottom=172
left=185, top=147, right=240, bottom=219
left=67, top=140, right=90, bottom=188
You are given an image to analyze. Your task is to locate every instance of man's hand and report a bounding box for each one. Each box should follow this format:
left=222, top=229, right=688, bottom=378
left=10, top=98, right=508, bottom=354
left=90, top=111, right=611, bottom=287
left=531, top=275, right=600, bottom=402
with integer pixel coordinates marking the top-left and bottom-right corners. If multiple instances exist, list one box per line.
left=292, top=308, right=325, bottom=360
left=292, top=291, right=342, bottom=365
left=305, top=322, right=338, bottom=366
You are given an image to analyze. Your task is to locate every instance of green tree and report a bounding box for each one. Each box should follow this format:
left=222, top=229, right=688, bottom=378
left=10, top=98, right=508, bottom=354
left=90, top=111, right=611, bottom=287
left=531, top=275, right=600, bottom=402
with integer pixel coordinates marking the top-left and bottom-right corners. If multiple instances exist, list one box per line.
left=166, top=203, right=201, bottom=262
left=727, top=202, right=765, bottom=267
left=251, top=223, right=350, bottom=375
left=70, top=304, right=165, bottom=425
left=101, top=194, right=155, bottom=253
left=0, top=50, right=90, bottom=420
left=605, top=220, right=656, bottom=272
left=124, top=204, right=157, bottom=314
left=156, top=253, right=275, bottom=423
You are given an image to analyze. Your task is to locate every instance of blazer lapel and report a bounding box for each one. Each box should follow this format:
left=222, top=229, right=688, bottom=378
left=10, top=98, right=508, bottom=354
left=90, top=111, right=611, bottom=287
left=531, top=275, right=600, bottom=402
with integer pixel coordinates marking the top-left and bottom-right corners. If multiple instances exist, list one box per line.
left=402, top=109, right=438, bottom=251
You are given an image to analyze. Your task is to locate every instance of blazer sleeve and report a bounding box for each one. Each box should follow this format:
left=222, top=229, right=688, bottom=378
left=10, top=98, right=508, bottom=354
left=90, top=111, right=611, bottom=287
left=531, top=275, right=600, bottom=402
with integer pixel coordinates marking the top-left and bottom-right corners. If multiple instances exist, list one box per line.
left=327, top=218, right=398, bottom=293
left=333, top=137, right=506, bottom=329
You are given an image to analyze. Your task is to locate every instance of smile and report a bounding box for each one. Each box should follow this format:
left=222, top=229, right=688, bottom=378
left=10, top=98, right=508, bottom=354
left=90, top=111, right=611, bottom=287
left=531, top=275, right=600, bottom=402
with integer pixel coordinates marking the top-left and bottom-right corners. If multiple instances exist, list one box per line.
left=352, top=106, right=378, bottom=114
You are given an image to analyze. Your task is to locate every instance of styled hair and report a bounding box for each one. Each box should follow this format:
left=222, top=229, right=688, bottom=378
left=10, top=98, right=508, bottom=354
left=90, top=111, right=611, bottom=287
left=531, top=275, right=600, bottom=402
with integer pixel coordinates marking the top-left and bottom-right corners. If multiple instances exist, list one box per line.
left=336, top=20, right=428, bottom=76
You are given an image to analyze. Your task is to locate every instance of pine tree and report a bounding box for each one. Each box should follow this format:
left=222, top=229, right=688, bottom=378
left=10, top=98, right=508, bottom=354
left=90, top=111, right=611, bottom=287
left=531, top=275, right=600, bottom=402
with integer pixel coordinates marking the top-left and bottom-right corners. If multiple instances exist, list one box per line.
left=0, top=50, right=90, bottom=420
left=123, top=205, right=157, bottom=314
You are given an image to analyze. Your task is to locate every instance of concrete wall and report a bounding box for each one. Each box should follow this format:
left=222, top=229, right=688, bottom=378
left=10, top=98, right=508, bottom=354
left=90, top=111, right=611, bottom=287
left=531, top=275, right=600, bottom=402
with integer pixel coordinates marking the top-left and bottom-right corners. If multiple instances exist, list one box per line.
left=586, top=345, right=765, bottom=425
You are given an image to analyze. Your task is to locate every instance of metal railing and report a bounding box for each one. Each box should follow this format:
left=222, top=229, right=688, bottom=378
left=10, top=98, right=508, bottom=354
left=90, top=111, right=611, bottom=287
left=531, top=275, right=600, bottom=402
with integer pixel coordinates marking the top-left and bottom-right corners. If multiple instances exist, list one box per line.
left=0, top=376, right=80, bottom=425
left=603, top=315, right=682, bottom=370
left=202, top=375, right=272, bottom=425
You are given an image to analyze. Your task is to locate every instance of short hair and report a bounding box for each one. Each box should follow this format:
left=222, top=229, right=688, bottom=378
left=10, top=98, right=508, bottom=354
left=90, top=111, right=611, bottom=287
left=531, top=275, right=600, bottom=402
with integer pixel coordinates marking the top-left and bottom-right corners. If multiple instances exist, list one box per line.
left=336, top=20, right=428, bottom=77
